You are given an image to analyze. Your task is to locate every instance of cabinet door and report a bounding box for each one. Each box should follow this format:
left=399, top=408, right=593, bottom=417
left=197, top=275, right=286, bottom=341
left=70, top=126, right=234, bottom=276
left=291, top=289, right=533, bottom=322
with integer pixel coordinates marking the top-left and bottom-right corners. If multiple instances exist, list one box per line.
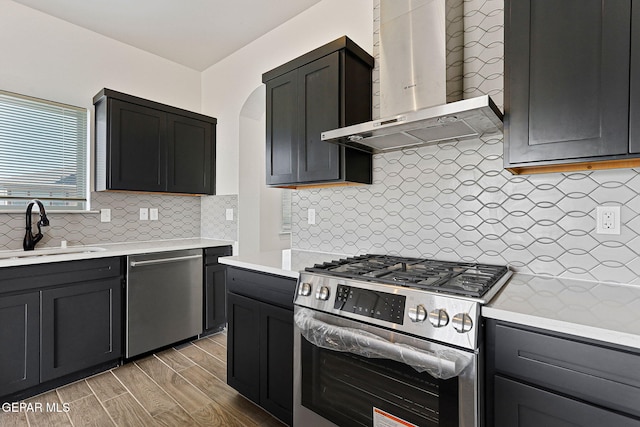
left=109, top=99, right=167, bottom=191
left=495, top=376, right=640, bottom=427
left=630, top=3, right=640, bottom=153
left=297, top=52, right=341, bottom=183
left=167, top=113, right=215, bottom=194
left=204, top=264, right=227, bottom=332
left=266, top=70, right=298, bottom=185
left=226, top=292, right=261, bottom=403
left=41, top=278, right=122, bottom=382
left=259, top=303, right=293, bottom=425
left=0, top=293, right=39, bottom=397
left=506, top=0, right=631, bottom=165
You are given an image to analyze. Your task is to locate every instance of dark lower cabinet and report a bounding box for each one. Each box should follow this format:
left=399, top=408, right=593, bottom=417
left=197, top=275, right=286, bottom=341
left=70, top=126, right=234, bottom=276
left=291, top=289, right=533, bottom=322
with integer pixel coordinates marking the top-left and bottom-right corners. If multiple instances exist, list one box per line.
left=0, top=293, right=39, bottom=397
left=203, top=246, right=233, bottom=334
left=226, top=267, right=296, bottom=425
left=40, top=278, right=121, bottom=382
left=495, top=376, right=640, bottom=427
left=0, top=258, right=122, bottom=402
left=486, top=319, right=640, bottom=426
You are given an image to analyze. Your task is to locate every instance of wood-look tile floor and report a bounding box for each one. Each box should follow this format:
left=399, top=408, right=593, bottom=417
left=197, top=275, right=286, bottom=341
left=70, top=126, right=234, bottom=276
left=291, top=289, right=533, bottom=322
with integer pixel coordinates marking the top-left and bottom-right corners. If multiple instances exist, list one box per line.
left=1, top=332, right=286, bottom=427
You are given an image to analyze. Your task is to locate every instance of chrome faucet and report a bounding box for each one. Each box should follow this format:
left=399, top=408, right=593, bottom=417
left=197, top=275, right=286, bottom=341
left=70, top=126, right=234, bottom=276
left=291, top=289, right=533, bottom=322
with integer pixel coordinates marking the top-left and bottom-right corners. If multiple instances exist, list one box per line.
left=24, top=199, right=49, bottom=251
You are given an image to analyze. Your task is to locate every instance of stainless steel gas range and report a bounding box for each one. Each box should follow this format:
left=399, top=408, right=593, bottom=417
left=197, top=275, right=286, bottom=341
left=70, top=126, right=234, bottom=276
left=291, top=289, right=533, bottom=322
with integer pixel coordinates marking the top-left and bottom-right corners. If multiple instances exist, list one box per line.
left=293, top=254, right=512, bottom=427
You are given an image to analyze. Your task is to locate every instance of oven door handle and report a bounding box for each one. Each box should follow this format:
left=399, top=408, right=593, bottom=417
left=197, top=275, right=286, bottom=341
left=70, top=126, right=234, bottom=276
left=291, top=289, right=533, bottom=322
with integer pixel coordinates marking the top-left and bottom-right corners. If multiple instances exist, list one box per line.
left=295, top=308, right=472, bottom=379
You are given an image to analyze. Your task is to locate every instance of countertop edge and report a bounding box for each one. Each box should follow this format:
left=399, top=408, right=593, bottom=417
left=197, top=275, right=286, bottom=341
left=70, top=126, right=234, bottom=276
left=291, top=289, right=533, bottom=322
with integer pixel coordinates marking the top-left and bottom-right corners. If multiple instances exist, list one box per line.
left=218, top=257, right=300, bottom=279
left=0, top=238, right=236, bottom=268
left=483, top=304, right=640, bottom=351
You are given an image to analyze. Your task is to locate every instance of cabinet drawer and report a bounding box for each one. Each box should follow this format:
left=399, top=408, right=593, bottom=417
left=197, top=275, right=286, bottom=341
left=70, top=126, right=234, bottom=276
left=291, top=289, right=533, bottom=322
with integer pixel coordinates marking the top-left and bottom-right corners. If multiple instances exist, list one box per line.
left=227, top=267, right=296, bottom=310
left=494, top=322, right=640, bottom=418
left=495, top=376, right=640, bottom=427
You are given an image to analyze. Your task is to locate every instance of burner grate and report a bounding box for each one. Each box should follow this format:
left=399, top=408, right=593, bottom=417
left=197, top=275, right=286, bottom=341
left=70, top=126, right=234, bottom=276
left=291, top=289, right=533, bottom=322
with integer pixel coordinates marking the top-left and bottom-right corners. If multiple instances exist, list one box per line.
left=307, top=255, right=509, bottom=298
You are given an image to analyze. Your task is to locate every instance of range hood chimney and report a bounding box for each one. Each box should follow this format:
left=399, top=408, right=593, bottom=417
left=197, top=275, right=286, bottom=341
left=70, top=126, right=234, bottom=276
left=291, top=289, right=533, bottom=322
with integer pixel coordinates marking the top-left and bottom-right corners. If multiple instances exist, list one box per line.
left=321, top=0, right=503, bottom=153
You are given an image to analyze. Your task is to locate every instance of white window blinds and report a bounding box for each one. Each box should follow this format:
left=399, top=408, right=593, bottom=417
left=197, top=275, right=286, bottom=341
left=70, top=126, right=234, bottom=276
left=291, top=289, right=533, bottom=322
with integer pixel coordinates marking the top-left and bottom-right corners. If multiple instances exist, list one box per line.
left=0, top=90, right=88, bottom=210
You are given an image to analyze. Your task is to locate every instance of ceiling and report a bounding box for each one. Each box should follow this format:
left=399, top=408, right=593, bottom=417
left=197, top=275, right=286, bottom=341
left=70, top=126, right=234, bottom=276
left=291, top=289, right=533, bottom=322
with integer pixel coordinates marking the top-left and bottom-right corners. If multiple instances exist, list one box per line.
left=12, top=0, right=322, bottom=71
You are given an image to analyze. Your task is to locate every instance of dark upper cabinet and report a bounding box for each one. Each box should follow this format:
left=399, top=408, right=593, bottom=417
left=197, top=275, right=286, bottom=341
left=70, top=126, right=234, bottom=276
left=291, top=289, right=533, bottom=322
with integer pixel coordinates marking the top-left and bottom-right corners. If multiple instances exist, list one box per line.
left=94, top=88, right=216, bottom=194
left=504, top=0, right=635, bottom=174
left=0, top=293, right=39, bottom=397
left=263, top=36, right=374, bottom=188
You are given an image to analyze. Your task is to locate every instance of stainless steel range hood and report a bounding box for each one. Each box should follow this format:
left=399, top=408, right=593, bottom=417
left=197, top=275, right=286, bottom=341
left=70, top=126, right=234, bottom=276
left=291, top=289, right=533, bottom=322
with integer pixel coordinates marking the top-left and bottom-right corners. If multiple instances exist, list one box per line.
left=321, top=95, right=503, bottom=153
left=322, top=0, right=504, bottom=154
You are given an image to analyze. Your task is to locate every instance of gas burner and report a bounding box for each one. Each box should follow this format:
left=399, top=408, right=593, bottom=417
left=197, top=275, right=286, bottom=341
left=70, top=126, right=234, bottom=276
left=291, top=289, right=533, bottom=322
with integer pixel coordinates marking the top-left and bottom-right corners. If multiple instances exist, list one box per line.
left=307, top=254, right=509, bottom=298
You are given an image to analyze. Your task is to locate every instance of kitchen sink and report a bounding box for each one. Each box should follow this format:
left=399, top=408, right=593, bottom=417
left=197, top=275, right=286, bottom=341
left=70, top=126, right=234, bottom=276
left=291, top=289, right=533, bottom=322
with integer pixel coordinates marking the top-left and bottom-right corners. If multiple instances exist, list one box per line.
left=0, top=246, right=106, bottom=259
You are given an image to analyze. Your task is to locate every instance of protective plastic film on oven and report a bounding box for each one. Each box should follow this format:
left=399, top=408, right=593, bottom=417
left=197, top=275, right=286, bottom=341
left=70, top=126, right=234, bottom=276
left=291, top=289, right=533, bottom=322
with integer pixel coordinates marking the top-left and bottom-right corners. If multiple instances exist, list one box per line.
left=294, top=308, right=472, bottom=379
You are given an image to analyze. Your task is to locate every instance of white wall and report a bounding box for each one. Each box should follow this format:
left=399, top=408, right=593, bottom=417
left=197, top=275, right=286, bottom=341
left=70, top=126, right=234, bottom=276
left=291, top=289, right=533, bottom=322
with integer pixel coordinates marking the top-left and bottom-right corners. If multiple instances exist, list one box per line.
left=0, top=0, right=201, bottom=116
left=201, top=0, right=374, bottom=196
left=201, top=0, right=373, bottom=254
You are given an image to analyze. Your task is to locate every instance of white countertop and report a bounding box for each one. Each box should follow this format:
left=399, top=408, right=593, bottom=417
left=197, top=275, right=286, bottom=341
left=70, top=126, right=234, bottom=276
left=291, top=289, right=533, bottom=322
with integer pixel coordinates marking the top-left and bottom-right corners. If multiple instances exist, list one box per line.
left=0, top=238, right=235, bottom=268
left=218, top=249, right=346, bottom=279
left=483, top=273, right=640, bottom=350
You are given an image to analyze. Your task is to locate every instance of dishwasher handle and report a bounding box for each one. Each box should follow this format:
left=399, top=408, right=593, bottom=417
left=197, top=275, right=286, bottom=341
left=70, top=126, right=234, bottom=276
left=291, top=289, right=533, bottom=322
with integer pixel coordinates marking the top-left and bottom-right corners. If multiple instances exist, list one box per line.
left=129, top=254, right=202, bottom=268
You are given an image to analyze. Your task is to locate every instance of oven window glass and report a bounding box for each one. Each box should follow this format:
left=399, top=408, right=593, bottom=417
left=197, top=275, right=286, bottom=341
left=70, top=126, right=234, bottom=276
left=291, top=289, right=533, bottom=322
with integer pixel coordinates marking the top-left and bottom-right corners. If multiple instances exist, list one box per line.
left=301, top=337, right=459, bottom=427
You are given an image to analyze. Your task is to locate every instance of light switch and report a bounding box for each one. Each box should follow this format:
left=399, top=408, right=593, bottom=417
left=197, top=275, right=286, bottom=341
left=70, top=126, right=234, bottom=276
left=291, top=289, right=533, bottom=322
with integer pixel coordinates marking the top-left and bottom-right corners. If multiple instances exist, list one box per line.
left=150, top=208, right=159, bottom=221
left=226, top=208, right=234, bottom=221
left=139, top=208, right=149, bottom=221
left=308, top=208, right=316, bottom=225
left=100, top=208, right=111, bottom=223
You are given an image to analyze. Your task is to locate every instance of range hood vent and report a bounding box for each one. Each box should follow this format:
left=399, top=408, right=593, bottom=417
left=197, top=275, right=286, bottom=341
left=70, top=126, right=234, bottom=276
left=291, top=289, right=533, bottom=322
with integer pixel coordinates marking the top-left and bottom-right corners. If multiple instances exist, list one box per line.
left=322, top=95, right=503, bottom=153
left=322, top=0, right=504, bottom=154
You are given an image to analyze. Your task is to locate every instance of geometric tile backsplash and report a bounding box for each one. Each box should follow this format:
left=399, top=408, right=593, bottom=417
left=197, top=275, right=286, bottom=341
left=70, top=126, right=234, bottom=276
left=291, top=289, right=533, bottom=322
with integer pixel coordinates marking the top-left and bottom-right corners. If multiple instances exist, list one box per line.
left=292, top=0, right=640, bottom=286
left=0, top=192, right=238, bottom=252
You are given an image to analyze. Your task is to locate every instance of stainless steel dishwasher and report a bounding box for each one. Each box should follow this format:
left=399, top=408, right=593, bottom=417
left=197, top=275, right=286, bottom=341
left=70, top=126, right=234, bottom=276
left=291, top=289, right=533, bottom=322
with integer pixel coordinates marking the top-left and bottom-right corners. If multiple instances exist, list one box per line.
left=126, top=249, right=203, bottom=358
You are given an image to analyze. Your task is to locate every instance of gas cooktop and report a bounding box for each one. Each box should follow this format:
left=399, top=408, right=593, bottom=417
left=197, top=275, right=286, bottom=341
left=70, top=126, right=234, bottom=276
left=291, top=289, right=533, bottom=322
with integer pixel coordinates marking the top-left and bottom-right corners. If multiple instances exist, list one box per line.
left=305, top=254, right=509, bottom=299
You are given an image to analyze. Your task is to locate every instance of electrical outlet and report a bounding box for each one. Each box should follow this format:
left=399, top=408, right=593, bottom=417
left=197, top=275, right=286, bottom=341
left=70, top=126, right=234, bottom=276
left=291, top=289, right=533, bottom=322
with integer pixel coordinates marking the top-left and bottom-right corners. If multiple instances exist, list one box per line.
left=226, top=208, right=234, bottom=221
left=100, top=208, right=111, bottom=223
left=596, top=206, right=620, bottom=235
left=149, top=208, right=159, bottom=221
left=139, top=208, right=149, bottom=221
left=308, top=208, right=316, bottom=225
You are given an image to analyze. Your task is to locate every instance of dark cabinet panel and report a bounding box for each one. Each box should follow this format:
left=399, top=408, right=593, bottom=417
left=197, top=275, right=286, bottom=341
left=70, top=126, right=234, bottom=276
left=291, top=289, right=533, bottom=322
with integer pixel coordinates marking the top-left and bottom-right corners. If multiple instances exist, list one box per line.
left=487, top=320, right=640, bottom=426
left=0, top=293, right=39, bottom=397
left=94, top=88, right=216, bottom=194
left=263, top=36, right=374, bottom=187
left=259, top=303, right=293, bottom=424
left=266, top=70, right=299, bottom=185
left=41, top=278, right=122, bottom=382
left=495, top=376, right=640, bottom=427
left=297, top=52, right=341, bottom=183
left=167, top=113, right=215, bottom=194
left=226, top=267, right=296, bottom=425
left=203, top=245, right=232, bottom=334
left=109, top=99, right=166, bottom=192
left=630, top=3, right=640, bottom=153
left=505, top=0, right=632, bottom=170
left=227, top=292, right=261, bottom=403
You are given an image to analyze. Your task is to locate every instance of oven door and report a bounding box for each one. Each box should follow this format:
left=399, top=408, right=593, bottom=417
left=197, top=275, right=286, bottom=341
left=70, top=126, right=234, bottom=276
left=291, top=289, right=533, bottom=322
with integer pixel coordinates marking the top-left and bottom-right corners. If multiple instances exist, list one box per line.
left=293, top=307, right=480, bottom=427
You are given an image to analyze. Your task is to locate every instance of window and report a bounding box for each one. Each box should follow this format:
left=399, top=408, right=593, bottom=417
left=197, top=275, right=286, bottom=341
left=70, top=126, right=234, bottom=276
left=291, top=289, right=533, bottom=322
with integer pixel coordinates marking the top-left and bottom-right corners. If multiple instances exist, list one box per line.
left=0, top=90, right=88, bottom=211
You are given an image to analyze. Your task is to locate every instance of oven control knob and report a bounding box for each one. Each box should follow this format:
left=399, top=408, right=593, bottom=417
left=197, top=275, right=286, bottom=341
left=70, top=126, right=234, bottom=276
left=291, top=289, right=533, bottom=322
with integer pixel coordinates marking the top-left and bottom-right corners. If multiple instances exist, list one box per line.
left=316, top=286, right=331, bottom=301
left=428, top=309, right=450, bottom=328
left=408, top=305, right=427, bottom=322
left=452, top=313, right=473, bottom=333
left=298, top=282, right=312, bottom=297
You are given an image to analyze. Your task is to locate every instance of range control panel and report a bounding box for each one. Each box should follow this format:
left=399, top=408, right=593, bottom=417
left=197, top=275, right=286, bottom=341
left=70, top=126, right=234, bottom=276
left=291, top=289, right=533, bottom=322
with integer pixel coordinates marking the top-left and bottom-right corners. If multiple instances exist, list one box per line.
left=334, top=284, right=406, bottom=324
left=295, top=272, right=481, bottom=349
